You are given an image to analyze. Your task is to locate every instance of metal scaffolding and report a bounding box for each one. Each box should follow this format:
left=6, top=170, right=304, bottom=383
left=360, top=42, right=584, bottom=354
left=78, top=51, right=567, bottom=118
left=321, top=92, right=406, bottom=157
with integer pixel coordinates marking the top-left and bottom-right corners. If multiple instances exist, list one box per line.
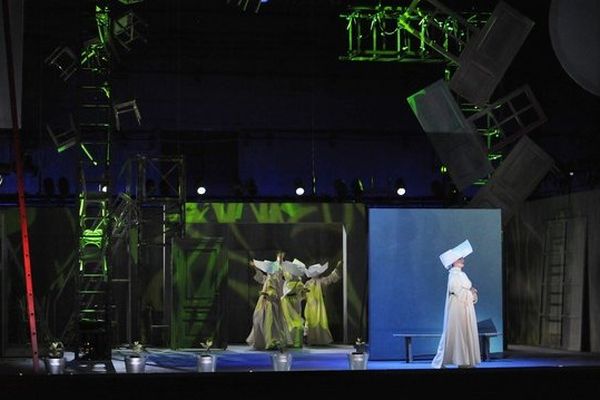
left=74, top=4, right=114, bottom=362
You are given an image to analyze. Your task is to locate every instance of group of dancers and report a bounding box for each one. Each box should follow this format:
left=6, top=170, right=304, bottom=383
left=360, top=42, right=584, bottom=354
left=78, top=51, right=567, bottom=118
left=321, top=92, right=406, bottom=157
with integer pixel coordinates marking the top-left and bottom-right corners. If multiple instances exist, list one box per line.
left=246, top=251, right=341, bottom=350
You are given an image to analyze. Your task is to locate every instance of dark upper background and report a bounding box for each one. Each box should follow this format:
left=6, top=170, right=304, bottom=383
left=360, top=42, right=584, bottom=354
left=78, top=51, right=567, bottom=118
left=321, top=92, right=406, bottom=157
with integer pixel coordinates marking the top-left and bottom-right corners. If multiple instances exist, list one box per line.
left=2, top=0, right=599, bottom=201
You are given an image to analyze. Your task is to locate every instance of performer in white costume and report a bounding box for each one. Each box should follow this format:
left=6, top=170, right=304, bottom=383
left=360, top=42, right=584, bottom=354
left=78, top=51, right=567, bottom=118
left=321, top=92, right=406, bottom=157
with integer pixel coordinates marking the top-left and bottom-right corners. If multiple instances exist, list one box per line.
left=303, top=261, right=341, bottom=345
left=246, top=252, right=287, bottom=350
left=431, top=240, right=481, bottom=369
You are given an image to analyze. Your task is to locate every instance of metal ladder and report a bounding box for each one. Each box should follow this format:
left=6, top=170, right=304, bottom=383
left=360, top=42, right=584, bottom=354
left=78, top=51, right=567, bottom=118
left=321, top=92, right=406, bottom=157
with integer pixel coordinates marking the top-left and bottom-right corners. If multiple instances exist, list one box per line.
left=134, top=155, right=186, bottom=346
left=539, top=218, right=568, bottom=348
left=74, top=5, right=114, bottom=360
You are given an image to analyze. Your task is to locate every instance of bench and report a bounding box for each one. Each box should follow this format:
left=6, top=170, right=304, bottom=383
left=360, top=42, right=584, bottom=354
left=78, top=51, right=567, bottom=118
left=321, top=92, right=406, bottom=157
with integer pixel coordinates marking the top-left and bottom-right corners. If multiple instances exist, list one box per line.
left=392, top=332, right=500, bottom=363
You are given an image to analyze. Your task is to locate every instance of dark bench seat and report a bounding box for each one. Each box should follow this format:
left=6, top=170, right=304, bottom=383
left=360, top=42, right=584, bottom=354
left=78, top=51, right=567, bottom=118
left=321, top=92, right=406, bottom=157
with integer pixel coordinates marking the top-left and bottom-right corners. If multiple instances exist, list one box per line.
left=392, top=332, right=501, bottom=363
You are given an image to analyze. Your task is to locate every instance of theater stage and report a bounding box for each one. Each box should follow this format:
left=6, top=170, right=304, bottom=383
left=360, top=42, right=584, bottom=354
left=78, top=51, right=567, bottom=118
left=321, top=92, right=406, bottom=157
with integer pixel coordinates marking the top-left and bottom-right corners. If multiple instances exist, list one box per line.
left=2, top=344, right=600, bottom=398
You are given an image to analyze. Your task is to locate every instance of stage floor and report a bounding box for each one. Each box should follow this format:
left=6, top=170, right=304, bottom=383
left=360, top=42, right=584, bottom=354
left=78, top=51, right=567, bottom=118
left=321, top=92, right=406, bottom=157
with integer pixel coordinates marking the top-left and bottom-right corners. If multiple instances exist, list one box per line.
left=2, top=344, right=600, bottom=374
left=2, top=344, right=600, bottom=398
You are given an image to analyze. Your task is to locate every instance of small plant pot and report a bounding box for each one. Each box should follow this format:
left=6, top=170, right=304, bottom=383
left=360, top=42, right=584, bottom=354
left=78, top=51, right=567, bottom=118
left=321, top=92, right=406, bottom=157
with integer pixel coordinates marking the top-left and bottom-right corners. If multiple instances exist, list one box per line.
left=45, top=357, right=66, bottom=375
left=348, top=352, right=368, bottom=370
left=197, top=354, right=216, bottom=372
left=125, top=355, right=146, bottom=373
left=271, top=352, right=292, bottom=371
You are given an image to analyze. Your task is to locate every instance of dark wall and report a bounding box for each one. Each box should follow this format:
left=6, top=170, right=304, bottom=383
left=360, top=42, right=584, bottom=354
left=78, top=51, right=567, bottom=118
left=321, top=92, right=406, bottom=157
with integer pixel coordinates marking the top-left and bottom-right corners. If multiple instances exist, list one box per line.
left=505, top=190, right=600, bottom=351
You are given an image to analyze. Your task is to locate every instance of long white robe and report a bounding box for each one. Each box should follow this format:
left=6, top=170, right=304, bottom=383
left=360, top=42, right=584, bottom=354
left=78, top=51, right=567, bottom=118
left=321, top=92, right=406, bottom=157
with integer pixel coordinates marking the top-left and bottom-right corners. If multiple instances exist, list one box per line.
left=246, top=270, right=287, bottom=350
left=431, top=267, right=481, bottom=368
left=304, top=267, right=340, bottom=345
left=281, top=273, right=306, bottom=348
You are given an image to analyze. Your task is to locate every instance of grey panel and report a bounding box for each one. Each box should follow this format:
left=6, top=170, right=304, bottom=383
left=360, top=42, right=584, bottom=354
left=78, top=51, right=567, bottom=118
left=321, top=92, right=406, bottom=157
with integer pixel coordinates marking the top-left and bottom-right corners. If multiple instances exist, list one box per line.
left=562, top=217, right=586, bottom=351
left=469, top=135, right=554, bottom=225
left=449, top=1, right=535, bottom=105
left=408, top=79, right=493, bottom=190
left=465, top=85, right=547, bottom=152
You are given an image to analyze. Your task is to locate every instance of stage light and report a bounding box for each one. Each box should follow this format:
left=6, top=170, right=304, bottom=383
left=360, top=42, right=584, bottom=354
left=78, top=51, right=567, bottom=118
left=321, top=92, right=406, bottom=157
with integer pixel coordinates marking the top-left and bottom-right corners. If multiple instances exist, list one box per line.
left=395, top=178, right=406, bottom=196
left=294, top=179, right=305, bottom=196
left=352, top=178, right=364, bottom=199
left=196, top=179, right=207, bottom=196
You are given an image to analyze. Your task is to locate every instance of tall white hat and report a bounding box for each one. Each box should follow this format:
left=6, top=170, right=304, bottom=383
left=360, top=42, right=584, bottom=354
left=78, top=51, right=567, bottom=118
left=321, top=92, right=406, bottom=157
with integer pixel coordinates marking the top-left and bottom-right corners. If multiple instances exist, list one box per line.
left=305, top=262, right=329, bottom=278
left=439, top=239, right=473, bottom=269
left=252, top=259, right=281, bottom=275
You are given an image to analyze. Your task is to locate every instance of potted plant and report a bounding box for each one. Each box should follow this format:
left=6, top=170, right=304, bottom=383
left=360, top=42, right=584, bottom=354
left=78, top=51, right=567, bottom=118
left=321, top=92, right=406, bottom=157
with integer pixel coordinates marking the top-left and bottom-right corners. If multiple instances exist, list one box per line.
left=348, top=338, right=368, bottom=370
left=270, top=340, right=292, bottom=371
left=124, top=341, right=146, bottom=373
left=45, top=340, right=66, bottom=375
left=197, top=338, right=216, bottom=373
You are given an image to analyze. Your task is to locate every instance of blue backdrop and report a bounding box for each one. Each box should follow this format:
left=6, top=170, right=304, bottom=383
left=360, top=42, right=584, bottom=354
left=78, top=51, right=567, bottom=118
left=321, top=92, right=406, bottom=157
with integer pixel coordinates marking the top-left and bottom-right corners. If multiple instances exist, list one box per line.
left=368, top=208, right=503, bottom=360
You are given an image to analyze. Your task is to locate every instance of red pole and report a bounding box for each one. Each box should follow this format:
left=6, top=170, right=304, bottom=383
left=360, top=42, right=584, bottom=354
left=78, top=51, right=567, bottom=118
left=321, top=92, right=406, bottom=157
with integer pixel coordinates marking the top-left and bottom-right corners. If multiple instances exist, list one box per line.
left=2, top=0, right=40, bottom=372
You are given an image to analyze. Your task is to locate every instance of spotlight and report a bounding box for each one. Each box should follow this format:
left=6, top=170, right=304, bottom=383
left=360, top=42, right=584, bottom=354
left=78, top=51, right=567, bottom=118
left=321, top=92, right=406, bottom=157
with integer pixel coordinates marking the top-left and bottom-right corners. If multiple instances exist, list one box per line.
left=352, top=178, right=364, bottom=198
left=196, top=180, right=207, bottom=196
left=294, top=178, right=305, bottom=196
left=395, top=178, right=406, bottom=196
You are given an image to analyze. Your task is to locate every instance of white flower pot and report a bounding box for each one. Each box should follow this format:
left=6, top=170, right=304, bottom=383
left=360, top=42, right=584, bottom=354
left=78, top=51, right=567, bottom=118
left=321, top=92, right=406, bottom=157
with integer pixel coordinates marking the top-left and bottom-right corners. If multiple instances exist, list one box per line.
left=348, top=352, right=368, bottom=370
left=271, top=352, right=292, bottom=371
left=125, top=355, right=146, bottom=373
left=45, top=357, right=66, bottom=375
left=197, top=354, right=216, bottom=372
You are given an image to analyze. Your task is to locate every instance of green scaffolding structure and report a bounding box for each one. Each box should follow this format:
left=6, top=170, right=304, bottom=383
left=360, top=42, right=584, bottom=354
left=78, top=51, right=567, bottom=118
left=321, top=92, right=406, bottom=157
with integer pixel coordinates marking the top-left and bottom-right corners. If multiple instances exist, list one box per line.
left=340, top=1, right=548, bottom=187
left=75, top=4, right=114, bottom=361
left=340, top=2, right=488, bottom=63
